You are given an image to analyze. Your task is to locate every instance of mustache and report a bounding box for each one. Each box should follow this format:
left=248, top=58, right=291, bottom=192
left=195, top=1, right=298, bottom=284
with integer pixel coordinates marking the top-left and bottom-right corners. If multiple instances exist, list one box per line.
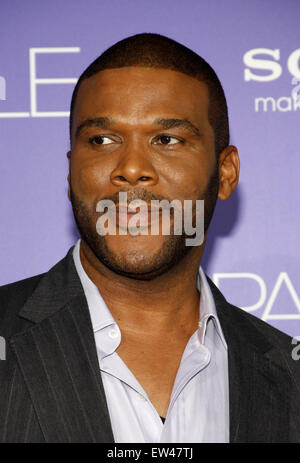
left=94, top=188, right=172, bottom=207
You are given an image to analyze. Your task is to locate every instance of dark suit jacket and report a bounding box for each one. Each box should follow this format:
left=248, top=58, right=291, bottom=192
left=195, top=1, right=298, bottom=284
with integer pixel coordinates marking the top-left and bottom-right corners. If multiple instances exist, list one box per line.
left=0, top=246, right=300, bottom=443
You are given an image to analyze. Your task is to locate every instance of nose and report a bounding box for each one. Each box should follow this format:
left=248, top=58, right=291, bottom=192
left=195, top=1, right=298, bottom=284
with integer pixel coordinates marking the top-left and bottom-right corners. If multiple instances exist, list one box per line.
left=110, top=145, right=159, bottom=187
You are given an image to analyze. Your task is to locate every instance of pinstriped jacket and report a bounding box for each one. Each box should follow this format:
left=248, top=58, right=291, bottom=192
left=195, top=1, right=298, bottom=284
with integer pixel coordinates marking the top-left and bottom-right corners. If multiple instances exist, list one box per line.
left=0, top=246, right=300, bottom=443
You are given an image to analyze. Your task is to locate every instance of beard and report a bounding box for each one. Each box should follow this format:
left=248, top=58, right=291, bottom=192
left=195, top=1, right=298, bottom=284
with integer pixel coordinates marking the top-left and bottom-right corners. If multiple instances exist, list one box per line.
left=70, top=164, right=219, bottom=281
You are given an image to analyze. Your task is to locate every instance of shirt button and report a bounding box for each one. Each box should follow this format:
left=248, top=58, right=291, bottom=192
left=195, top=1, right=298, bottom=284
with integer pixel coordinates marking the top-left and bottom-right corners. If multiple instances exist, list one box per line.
left=139, top=393, right=147, bottom=402
left=108, top=328, right=119, bottom=339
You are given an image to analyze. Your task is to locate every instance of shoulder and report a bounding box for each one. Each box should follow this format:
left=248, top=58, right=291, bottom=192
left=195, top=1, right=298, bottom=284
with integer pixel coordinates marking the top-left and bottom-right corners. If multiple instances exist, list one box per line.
left=227, top=298, right=293, bottom=350
left=0, top=273, right=45, bottom=335
left=0, top=273, right=45, bottom=305
left=206, top=276, right=300, bottom=390
left=206, top=275, right=294, bottom=349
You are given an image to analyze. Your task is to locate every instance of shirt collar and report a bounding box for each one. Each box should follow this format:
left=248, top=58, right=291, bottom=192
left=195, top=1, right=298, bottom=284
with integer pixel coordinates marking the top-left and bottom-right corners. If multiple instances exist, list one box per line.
left=72, top=239, right=227, bottom=352
left=73, top=239, right=116, bottom=333
left=197, top=267, right=227, bottom=348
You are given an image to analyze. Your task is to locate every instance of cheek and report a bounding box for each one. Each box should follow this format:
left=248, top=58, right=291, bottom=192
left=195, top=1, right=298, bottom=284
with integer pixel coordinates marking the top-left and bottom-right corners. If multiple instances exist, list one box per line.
left=71, top=154, right=112, bottom=196
left=161, top=155, right=213, bottom=200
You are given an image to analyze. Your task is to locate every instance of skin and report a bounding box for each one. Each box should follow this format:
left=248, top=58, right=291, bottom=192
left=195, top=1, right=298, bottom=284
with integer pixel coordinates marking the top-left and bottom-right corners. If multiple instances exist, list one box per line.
left=67, top=66, right=239, bottom=417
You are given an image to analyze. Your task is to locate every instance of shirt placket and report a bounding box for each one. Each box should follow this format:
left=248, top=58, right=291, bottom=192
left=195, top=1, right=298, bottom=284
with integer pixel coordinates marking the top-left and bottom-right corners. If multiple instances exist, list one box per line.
left=97, top=324, right=164, bottom=442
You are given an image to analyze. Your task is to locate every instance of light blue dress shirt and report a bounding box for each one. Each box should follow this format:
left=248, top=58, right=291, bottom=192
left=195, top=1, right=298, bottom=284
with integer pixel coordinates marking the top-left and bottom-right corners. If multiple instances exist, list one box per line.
left=73, top=239, right=229, bottom=443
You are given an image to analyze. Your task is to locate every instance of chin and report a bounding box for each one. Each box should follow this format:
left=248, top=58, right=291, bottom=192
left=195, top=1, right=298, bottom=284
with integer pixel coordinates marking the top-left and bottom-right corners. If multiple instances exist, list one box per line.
left=89, top=233, right=192, bottom=281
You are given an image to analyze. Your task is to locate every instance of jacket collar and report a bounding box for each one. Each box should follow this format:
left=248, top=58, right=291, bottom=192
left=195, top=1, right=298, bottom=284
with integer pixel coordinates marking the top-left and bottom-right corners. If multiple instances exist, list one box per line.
left=18, top=246, right=83, bottom=323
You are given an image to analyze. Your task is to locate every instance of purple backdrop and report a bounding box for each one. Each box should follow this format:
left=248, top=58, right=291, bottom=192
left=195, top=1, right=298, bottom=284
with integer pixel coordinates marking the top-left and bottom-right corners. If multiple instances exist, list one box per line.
left=0, top=0, right=299, bottom=338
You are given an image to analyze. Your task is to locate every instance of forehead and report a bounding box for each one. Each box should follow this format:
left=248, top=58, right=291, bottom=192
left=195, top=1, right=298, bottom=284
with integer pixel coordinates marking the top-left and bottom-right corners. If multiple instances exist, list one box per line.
left=73, top=66, right=210, bottom=131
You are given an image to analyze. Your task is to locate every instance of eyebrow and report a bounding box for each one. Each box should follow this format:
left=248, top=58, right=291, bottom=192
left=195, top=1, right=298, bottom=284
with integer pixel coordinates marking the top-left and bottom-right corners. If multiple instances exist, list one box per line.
left=75, top=116, right=201, bottom=139
left=75, top=117, right=115, bottom=139
left=153, top=118, right=201, bottom=137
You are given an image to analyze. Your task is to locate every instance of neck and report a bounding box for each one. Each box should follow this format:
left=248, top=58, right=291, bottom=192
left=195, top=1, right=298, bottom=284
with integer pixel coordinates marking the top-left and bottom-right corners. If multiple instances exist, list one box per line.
left=79, top=239, right=205, bottom=337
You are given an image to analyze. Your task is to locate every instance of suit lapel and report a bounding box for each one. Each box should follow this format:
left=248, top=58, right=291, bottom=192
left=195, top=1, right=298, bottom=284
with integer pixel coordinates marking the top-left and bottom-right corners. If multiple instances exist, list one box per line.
left=208, top=278, right=290, bottom=443
left=9, top=247, right=114, bottom=443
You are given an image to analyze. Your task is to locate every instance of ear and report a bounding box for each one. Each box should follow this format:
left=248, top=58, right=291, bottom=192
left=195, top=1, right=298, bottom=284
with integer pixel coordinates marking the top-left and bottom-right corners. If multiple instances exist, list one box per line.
left=67, top=150, right=71, bottom=201
left=217, top=145, right=240, bottom=200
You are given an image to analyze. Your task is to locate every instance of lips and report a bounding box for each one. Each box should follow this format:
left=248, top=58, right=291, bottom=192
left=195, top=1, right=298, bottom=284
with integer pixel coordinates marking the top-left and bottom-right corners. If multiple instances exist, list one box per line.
left=115, top=204, right=161, bottom=228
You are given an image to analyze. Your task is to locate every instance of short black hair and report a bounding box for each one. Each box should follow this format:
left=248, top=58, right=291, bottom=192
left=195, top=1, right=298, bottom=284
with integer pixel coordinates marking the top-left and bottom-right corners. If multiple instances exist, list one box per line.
left=69, top=33, right=229, bottom=158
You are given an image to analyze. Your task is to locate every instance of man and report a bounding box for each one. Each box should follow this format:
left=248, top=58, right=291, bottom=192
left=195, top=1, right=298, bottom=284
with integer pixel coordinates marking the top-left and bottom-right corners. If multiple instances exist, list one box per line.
left=0, top=33, right=299, bottom=443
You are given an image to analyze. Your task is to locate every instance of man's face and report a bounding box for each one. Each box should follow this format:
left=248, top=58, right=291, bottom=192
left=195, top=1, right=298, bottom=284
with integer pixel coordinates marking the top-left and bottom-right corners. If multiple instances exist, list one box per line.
left=68, top=67, right=218, bottom=280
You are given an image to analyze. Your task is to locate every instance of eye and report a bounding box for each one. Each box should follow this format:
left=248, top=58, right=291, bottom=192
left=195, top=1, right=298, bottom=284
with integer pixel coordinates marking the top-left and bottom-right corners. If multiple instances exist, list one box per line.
left=154, top=135, right=182, bottom=145
left=89, top=135, right=114, bottom=145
